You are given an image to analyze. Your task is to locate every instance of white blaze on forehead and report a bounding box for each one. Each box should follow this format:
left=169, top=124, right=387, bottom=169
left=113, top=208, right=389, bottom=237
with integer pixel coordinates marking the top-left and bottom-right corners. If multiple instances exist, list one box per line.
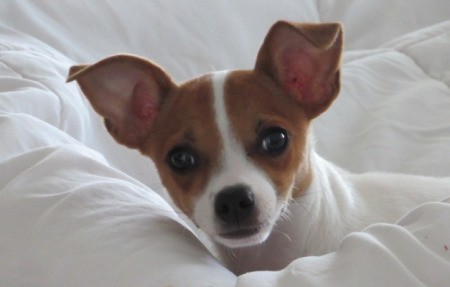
left=211, top=70, right=242, bottom=167
left=192, top=70, right=279, bottom=239
left=210, top=70, right=271, bottom=186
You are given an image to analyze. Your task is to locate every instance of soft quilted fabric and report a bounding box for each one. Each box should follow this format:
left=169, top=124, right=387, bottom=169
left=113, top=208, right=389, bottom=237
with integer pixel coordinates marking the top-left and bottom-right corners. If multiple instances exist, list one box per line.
left=1, top=1, right=450, bottom=286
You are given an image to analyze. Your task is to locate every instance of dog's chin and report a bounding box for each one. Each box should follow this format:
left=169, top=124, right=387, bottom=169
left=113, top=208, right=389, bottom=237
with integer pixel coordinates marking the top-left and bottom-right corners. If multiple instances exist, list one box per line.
left=213, top=223, right=272, bottom=248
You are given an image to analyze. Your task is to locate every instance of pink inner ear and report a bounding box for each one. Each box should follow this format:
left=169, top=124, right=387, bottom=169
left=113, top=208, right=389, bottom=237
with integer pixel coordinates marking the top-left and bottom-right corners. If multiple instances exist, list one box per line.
left=281, top=49, right=316, bottom=102
left=132, top=81, right=160, bottom=120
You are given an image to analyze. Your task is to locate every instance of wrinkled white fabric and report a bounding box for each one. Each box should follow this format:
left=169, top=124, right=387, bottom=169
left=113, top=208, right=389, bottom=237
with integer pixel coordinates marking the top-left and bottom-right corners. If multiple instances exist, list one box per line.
left=1, top=1, right=450, bottom=286
left=237, top=200, right=450, bottom=286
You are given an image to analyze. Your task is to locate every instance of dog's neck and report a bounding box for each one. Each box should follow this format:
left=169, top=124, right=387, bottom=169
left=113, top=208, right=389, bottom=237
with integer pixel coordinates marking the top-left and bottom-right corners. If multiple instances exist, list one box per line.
left=216, top=145, right=363, bottom=274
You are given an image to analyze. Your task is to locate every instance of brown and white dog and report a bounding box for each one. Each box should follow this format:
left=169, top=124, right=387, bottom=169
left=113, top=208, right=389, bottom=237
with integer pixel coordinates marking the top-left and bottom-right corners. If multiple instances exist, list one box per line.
left=67, top=21, right=450, bottom=274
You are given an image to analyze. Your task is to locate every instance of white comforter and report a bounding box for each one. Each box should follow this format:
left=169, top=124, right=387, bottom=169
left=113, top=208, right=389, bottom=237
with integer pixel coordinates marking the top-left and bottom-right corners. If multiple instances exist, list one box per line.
left=1, top=1, right=450, bottom=286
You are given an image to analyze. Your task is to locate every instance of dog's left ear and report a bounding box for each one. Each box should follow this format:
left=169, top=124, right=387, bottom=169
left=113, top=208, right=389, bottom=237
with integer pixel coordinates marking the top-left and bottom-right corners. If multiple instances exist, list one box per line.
left=255, top=21, right=343, bottom=118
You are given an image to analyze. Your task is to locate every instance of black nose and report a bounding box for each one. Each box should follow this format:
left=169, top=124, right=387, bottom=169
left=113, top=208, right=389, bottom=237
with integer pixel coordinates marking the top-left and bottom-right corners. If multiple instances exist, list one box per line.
left=214, top=185, right=255, bottom=223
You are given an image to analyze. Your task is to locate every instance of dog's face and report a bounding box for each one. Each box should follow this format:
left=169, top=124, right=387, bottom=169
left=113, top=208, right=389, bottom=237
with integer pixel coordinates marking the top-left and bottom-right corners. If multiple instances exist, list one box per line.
left=68, top=21, right=342, bottom=248
left=147, top=70, right=312, bottom=248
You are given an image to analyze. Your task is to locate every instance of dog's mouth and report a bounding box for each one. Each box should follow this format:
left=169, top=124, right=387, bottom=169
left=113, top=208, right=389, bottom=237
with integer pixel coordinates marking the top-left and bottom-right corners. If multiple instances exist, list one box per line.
left=219, top=225, right=261, bottom=239
left=214, top=222, right=272, bottom=248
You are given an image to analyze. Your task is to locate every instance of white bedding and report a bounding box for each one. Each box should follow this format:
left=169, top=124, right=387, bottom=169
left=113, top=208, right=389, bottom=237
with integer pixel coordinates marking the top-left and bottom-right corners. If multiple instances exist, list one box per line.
left=1, top=1, right=450, bottom=286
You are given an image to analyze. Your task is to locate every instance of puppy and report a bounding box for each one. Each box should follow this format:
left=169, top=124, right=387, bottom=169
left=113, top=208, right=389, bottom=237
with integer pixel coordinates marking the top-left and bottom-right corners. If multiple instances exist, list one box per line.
left=67, top=21, right=450, bottom=275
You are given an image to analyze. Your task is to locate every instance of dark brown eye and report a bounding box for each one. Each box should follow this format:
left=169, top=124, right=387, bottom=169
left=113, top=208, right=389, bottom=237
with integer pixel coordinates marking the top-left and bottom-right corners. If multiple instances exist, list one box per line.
left=167, top=147, right=197, bottom=173
left=260, top=127, right=289, bottom=156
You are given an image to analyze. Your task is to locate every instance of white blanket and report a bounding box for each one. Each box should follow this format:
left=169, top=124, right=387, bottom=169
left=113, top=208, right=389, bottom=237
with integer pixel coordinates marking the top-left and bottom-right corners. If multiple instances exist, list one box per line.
left=1, top=1, right=450, bottom=286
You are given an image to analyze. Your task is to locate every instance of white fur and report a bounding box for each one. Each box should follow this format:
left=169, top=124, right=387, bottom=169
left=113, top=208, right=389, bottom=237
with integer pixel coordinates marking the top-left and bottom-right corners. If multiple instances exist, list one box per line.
left=218, top=147, right=450, bottom=274
left=190, top=72, right=450, bottom=275
left=192, top=71, right=283, bottom=248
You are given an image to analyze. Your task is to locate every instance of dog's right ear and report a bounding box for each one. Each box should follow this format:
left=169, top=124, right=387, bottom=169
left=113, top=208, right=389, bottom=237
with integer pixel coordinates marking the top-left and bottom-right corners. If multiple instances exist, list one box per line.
left=67, top=54, right=176, bottom=149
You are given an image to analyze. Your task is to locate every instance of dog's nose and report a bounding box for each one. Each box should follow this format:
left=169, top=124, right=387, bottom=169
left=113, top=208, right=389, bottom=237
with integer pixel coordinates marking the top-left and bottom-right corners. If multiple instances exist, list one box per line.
left=214, top=185, right=255, bottom=223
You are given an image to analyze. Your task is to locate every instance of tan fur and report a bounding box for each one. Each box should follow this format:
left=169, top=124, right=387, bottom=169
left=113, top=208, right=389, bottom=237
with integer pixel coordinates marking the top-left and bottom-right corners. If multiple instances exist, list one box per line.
left=67, top=21, right=342, bottom=265
left=224, top=70, right=312, bottom=199
left=140, top=75, right=224, bottom=216
left=255, top=21, right=342, bottom=118
left=67, top=54, right=176, bottom=149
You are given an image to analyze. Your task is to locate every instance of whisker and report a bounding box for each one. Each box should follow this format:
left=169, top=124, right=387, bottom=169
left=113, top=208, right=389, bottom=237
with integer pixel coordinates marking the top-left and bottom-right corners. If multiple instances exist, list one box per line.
left=287, top=188, right=323, bottom=221
left=271, top=228, right=293, bottom=242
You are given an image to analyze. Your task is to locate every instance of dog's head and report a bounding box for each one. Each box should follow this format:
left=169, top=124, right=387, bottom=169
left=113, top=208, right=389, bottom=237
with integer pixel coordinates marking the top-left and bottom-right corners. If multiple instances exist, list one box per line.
left=68, top=21, right=342, bottom=248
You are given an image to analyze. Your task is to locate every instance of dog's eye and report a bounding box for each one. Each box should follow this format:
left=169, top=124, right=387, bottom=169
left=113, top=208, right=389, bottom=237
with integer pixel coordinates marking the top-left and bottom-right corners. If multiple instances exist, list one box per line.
left=167, top=147, right=197, bottom=173
left=260, top=127, right=289, bottom=156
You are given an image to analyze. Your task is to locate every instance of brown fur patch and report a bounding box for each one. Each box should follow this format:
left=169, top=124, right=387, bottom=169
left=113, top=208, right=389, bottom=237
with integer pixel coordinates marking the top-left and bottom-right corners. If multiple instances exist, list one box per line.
left=140, top=69, right=313, bottom=216
left=140, top=75, right=223, bottom=216
left=224, top=70, right=312, bottom=200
